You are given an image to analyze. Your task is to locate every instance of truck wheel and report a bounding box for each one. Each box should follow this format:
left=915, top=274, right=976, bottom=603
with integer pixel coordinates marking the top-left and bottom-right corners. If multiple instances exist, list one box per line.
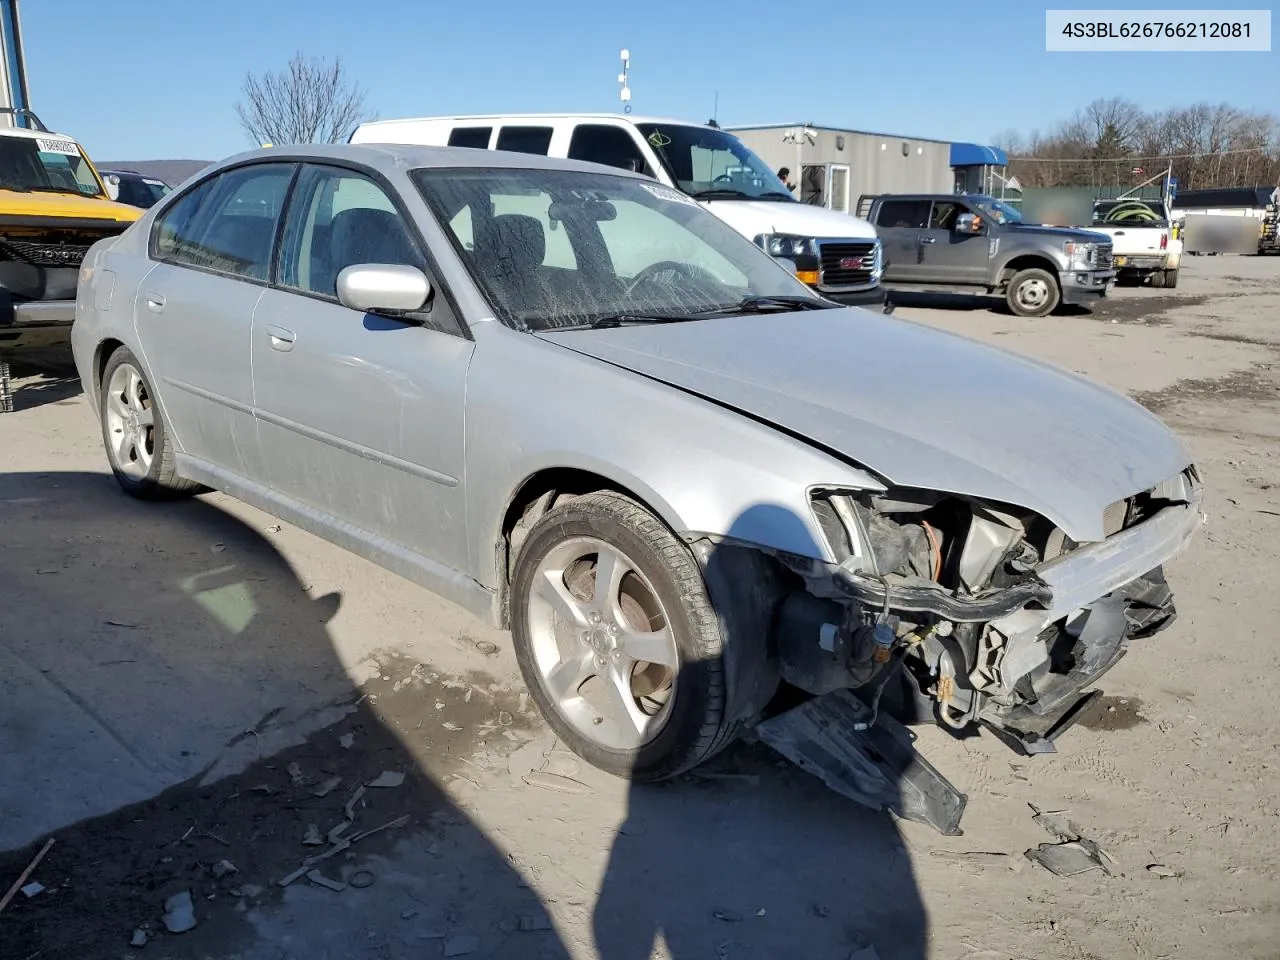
left=100, top=346, right=199, bottom=499
left=510, top=491, right=755, bottom=781
left=1006, top=268, right=1060, bottom=317
left=1150, top=270, right=1167, bottom=288
left=1164, top=269, right=1179, bottom=289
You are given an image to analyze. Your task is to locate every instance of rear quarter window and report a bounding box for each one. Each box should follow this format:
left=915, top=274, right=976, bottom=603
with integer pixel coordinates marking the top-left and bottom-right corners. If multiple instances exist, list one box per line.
left=495, top=126, right=553, bottom=156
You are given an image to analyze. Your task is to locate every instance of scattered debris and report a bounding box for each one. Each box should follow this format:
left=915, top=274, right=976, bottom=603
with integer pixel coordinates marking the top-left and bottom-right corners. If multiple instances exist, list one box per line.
left=130, top=929, right=150, bottom=948
left=367, top=770, right=405, bottom=789
left=1147, top=863, right=1182, bottom=878
left=690, top=770, right=762, bottom=785
left=266, top=524, right=282, bottom=533
left=443, top=933, right=481, bottom=957
left=104, top=620, right=140, bottom=629
left=0, top=837, right=55, bottom=915
left=287, top=762, right=305, bottom=785
left=236, top=884, right=264, bottom=898
left=305, top=869, right=347, bottom=892
left=497, top=711, right=513, bottom=726
left=349, top=870, right=376, bottom=888
left=19, top=881, right=44, bottom=898
left=1029, top=804, right=1079, bottom=842
left=338, top=733, right=355, bottom=750
left=209, top=542, right=226, bottom=554
left=344, top=785, right=367, bottom=820
left=312, top=776, right=343, bottom=798
left=1026, top=839, right=1112, bottom=877
left=161, top=891, right=197, bottom=933
left=518, top=914, right=553, bottom=931
left=475, top=640, right=500, bottom=656
left=523, top=771, right=593, bottom=795
left=442, top=721, right=463, bottom=731
left=930, top=850, right=1020, bottom=871
left=401, top=909, right=418, bottom=920
left=848, top=946, right=883, bottom=960
left=302, top=823, right=324, bottom=846
left=211, top=859, right=238, bottom=878
left=812, top=903, right=830, bottom=918
left=713, top=910, right=744, bottom=922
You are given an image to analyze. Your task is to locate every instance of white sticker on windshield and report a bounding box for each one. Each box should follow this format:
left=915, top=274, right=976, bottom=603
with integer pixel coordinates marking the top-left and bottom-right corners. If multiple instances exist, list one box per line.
left=641, top=183, right=696, bottom=206
left=37, top=138, right=80, bottom=156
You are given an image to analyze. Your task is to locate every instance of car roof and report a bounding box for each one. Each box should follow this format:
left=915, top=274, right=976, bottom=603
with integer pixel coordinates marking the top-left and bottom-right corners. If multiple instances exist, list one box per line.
left=205, top=142, right=652, bottom=180
left=0, top=126, right=81, bottom=143
left=356, top=113, right=697, bottom=128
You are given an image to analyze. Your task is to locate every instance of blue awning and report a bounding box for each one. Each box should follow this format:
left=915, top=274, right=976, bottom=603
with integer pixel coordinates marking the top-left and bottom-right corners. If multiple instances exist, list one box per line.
left=950, top=142, right=1007, bottom=167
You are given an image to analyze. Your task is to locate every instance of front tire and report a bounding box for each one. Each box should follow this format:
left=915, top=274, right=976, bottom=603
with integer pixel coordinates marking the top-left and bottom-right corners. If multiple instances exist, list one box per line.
left=99, top=346, right=198, bottom=499
left=1006, top=267, right=1060, bottom=317
left=510, top=491, right=740, bottom=781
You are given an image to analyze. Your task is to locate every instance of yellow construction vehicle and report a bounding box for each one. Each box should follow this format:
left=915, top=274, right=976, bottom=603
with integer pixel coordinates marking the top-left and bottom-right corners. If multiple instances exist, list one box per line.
left=0, top=1, right=142, bottom=410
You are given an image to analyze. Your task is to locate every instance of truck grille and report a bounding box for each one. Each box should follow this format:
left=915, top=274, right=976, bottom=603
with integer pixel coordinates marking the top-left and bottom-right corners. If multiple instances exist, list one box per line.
left=0, top=238, right=94, bottom=268
left=1095, top=244, right=1113, bottom=270
left=819, top=241, right=877, bottom=287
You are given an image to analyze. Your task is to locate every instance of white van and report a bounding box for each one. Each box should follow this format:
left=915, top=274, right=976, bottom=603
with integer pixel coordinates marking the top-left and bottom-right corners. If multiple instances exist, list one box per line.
left=350, top=114, right=884, bottom=305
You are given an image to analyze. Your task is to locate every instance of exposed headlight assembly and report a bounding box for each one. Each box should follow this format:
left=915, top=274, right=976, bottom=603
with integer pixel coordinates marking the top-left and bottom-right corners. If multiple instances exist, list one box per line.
left=755, top=234, right=819, bottom=259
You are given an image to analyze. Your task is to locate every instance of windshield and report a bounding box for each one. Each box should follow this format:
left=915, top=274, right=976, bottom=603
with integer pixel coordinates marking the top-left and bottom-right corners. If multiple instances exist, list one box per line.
left=414, top=167, right=822, bottom=331
left=973, top=198, right=1022, bottom=224
left=633, top=124, right=793, bottom=202
left=1092, top=199, right=1167, bottom=225
left=113, top=175, right=171, bottom=209
left=0, top=134, right=105, bottom=197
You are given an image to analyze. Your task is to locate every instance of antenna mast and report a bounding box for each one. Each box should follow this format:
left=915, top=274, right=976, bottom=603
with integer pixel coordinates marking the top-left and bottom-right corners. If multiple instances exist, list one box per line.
left=618, top=49, right=632, bottom=114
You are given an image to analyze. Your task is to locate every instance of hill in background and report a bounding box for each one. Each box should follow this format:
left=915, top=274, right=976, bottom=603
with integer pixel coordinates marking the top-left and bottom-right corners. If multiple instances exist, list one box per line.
left=97, top=160, right=211, bottom=186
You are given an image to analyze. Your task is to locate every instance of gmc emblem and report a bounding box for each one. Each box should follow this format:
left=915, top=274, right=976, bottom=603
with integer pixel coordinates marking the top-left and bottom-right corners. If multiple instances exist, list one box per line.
left=838, top=256, right=864, bottom=270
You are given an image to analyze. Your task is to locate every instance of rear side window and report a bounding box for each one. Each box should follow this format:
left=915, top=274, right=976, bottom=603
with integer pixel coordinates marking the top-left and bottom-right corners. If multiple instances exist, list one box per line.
left=152, top=164, right=295, bottom=281
left=567, top=124, right=648, bottom=173
left=448, top=127, right=491, bottom=149
left=495, top=126, right=553, bottom=156
left=875, top=199, right=930, bottom=229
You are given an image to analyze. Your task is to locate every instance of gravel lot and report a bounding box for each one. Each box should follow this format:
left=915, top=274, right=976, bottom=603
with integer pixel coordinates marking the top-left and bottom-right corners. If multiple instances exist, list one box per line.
left=1, top=254, right=1277, bottom=960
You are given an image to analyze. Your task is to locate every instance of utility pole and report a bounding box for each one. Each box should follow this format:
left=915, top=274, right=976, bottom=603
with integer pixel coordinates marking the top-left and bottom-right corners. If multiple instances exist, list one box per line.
left=0, top=0, right=31, bottom=127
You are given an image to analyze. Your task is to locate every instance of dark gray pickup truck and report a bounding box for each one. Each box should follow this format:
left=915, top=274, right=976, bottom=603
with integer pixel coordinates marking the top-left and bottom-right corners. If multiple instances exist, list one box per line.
left=858, top=194, right=1117, bottom=317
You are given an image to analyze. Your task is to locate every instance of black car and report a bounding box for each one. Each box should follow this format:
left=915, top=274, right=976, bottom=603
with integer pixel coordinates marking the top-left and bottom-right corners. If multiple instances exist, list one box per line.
left=100, top=169, right=171, bottom=209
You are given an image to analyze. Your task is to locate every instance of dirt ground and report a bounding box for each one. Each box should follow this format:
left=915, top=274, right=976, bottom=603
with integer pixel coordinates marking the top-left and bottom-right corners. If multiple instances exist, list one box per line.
left=2, top=254, right=1278, bottom=960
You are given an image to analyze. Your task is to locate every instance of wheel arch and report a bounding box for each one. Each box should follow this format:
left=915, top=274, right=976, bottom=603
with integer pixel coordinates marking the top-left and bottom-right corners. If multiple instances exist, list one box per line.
left=997, top=254, right=1060, bottom=286
left=89, top=337, right=127, bottom=409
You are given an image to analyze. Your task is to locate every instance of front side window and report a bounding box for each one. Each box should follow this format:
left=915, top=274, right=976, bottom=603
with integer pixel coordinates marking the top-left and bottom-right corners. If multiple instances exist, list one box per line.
left=634, top=124, right=792, bottom=202
left=416, top=167, right=822, bottom=331
left=567, top=125, right=649, bottom=174
left=153, top=164, right=294, bottom=280
left=278, top=165, right=425, bottom=298
left=0, top=135, right=105, bottom=197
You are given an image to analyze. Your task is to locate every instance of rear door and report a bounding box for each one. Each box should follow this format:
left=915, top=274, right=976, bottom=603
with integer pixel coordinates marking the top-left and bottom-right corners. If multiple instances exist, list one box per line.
left=919, top=199, right=989, bottom=283
left=137, top=161, right=296, bottom=480
left=873, top=199, right=931, bottom=281
left=251, top=162, right=473, bottom=571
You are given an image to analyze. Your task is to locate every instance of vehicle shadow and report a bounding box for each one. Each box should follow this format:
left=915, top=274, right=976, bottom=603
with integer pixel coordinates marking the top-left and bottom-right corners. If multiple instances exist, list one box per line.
left=884, top=289, right=1092, bottom=317
left=594, top=504, right=928, bottom=960
left=0, top=359, right=83, bottom=412
left=0, top=471, right=572, bottom=960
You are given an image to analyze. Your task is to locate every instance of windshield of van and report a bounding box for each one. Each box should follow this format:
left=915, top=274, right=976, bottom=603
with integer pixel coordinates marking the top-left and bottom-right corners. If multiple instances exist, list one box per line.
left=0, top=134, right=105, bottom=197
left=414, top=167, right=825, bottom=331
left=634, top=124, right=794, bottom=202
left=973, top=198, right=1023, bottom=224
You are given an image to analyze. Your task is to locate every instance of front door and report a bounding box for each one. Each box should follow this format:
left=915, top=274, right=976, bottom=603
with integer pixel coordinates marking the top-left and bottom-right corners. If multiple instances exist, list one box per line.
left=251, top=163, right=473, bottom=574
left=919, top=199, right=990, bottom=284
left=136, top=162, right=297, bottom=479
left=873, top=198, right=931, bottom=281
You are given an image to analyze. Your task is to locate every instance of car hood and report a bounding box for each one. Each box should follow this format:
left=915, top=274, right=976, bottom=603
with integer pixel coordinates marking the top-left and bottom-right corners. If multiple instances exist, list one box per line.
left=538, top=310, right=1191, bottom=542
left=704, top=199, right=877, bottom=241
left=0, top=188, right=142, bottom=223
left=1007, top=223, right=1113, bottom=244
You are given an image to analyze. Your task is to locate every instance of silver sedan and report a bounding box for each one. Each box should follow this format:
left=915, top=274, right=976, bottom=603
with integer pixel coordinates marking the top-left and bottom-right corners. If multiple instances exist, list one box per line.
left=73, top=144, right=1202, bottom=792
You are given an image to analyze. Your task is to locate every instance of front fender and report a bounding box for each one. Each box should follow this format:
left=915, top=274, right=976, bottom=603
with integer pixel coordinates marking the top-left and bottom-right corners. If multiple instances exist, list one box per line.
left=463, top=325, right=884, bottom=588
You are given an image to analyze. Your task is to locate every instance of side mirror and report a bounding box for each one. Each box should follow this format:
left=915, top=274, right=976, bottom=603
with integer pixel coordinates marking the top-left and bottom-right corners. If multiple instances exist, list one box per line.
left=336, top=264, right=431, bottom=314
left=954, top=213, right=984, bottom=235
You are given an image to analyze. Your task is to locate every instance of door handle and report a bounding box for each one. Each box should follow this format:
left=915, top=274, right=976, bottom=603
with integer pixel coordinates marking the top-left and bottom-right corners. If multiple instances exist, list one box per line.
left=265, top=324, right=296, bottom=352
left=1113, top=230, right=1126, bottom=235
left=920, top=237, right=937, bottom=244
left=144, top=291, right=165, bottom=313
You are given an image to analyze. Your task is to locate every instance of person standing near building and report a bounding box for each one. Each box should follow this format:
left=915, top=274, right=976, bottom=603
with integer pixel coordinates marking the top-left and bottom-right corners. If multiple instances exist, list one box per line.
left=776, top=166, right=796, bottom=192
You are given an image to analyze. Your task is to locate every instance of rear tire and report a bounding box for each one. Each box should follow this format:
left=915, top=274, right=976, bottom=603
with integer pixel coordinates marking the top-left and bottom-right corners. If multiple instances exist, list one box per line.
left=99, top=346, right=198, bottom=500
left=1164, top=268, right=1179, bottom=289
left=510, top=491, right=753, bottom=781
left=1150, top=269, right=1167, bottom=288
left=1006, top=267, right=1060, bottom=317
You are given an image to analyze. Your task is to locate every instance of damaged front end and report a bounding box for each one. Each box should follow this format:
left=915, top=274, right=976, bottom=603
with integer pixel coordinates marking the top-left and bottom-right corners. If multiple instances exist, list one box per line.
left=709, top=467, right=1204, bottom=833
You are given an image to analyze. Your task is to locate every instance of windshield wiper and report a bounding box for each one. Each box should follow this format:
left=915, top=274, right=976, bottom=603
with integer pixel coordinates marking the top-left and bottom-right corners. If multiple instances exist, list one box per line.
left=582, top=313, right=696, bottom=329
left=29, top=186, right=93, bottom=198
left=698, top=295, right=835, bottom=316
left=689, top=189, right=754, bottom=200
left=754, top=191, right=797, bottom=201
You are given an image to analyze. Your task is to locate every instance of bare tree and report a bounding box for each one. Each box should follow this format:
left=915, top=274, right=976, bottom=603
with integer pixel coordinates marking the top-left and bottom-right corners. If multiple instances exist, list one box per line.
left=235, top=54, right=374, bottom=146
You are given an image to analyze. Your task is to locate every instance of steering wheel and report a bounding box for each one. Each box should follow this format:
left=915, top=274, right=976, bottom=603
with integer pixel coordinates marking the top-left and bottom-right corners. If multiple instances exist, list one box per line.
left=713, top=173, right=736, bottom=184
left=624, top=260, right=722, bottom=299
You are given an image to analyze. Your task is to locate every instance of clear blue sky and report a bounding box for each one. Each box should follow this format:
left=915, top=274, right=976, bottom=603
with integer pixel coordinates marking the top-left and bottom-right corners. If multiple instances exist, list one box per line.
left=21, top=0, right=1278, bottom=161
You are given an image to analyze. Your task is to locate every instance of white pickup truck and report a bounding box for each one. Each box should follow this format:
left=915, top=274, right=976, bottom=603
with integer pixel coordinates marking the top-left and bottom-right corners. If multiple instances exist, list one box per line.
left=1088, top=198, right=1182, bottom=288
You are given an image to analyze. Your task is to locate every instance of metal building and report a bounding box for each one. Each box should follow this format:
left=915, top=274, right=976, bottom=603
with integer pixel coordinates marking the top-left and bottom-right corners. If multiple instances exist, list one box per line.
left=727, top=122, right=954, bottom=214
